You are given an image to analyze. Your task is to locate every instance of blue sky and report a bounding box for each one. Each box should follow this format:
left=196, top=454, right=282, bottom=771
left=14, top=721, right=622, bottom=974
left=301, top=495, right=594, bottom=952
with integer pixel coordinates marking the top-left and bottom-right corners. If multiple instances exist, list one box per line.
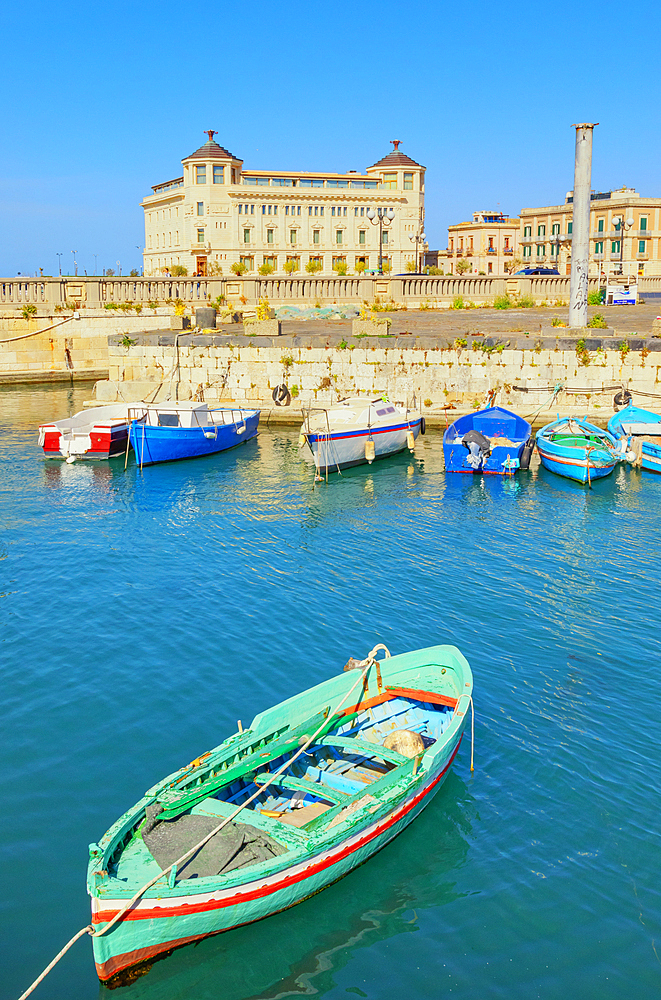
left=1, top=0, right=660, bottom=276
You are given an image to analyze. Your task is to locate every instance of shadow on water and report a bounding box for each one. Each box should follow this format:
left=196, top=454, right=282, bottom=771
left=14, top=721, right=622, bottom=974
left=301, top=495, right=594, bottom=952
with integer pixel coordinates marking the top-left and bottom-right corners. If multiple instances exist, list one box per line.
left=107, top=773, right=472, bottom=1000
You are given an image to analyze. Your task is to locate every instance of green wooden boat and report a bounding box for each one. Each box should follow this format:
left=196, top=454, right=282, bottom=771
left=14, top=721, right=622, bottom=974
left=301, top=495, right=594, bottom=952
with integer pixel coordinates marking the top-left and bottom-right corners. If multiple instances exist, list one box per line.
left=87, top=644, right=473, bottom=983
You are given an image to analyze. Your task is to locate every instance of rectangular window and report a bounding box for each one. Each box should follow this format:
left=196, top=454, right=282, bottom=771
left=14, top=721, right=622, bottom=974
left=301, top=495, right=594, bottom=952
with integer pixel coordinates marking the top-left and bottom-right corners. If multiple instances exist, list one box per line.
left=314, top=206, right=318, bottom=216
left=290, top=230, right=297, bottom=244
left=268, top=205, right=272, bottom=215
left=523, top=245, right=531, bottom=258
left=262, top=205, right=266, bottom=215
left=594, top=241, right=604, bottom=254
left=639, top=240, right=647, bottom=253
left=251, top=205, right=254, bottom=214
left=403, top=172, right=413, bottom=190
left=197, top=202, right=204, bottom=216
left=524, top=225, right=531, bottom=238
left=567, top=222, right=573, bottom=234
left=263, top=255, right=277, bottom=268
left=238, top=205, right=243, bottom=214
left=195, top=165, right=206, bottom=184
left=309, top=255, right=322, bottom=268
left=598, top=218, right=604, bottom=232
left=354, top=208, right=358, bottom=216
left=537, top=224, right=546, bottom=236
left=273, top=206, right=277, bottom=215
left=267, top=229, right=274, bottom=244
left=550, top=243, right=558, bottom=256
left=175, top=231, right=179, bottom=245
left=640, top=217, right=648, bottom=231
left=299, top=179, right=324, bottom=188
left=382, top=231, right=388, bottom=245
left=326, top=180, right=349, bottom=188
left=319, top=207, right=323, bottom=216
left=213, top=165, right=224, bottom=184
left=382, top=172, right=397, bottom=190
left=313, top=230, right=320, bottom=245
left=612, top=240, right=621, bottom=253
left=271, top=178, right=294, bottom=187
left=332, top=255, right=346, bottom=268
left=360, top=207, right=364, bottom=217
left=239, top=255, right=254, bottom=270
left=359, top=230, right=366, bottom=246
left=331, top=207, right=336, bottom=216
left=614, top=219, right=622, bottom=231
left=243, top=229, right=250, bottom=244
left=336, top=230, right=343, bottom=245
left=285, top=206, right=290, bottom=215
left=536, top=244, right=545, bottom=256
left=308, top=207, right=312, bottom=216
left=551, top=223, right=560, bottom=235
left=197, top=228, right=205, bottom=243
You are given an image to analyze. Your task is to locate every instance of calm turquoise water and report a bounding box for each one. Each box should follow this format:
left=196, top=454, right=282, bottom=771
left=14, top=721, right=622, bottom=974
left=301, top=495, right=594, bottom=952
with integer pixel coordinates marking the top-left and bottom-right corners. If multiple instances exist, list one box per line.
left=2, top=383, right=660, bottom=1000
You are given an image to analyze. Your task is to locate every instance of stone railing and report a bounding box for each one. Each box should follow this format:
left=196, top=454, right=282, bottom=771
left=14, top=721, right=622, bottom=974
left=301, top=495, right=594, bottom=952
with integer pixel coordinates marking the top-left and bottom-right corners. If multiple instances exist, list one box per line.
left=1, top=273, right=659, bottom=312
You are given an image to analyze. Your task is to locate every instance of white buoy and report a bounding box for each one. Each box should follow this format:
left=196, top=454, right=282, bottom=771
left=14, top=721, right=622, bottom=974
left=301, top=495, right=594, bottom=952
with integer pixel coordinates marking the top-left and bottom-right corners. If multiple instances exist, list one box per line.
left=365, top=440, right=375, bottom=463
left=407, top=430, right=415, bottom=452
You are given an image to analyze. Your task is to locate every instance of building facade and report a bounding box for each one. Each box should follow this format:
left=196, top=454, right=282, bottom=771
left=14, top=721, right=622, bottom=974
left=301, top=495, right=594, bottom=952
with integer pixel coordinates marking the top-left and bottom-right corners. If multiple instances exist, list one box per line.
left=141, top=133, right=426, bottom=277
left=438, top=212, right=520, bottom=275
left=519, top=187, right=661, bottom=278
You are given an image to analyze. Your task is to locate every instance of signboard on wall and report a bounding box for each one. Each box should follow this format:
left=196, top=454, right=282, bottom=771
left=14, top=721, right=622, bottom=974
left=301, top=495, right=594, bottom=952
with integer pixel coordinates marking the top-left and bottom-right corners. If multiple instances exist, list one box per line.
left=606, top=281, right=638, bottom=305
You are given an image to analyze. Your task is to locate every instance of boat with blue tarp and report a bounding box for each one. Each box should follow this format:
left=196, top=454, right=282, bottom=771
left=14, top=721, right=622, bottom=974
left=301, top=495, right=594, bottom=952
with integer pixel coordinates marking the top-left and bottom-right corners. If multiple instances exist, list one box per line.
left=607, top=401, right=661, bottom=474
left=536, top=416, right=620, bottom=484
left=128, top=402, right=260, bottom=467
left=442, top=406, right=532, bottom=474
left=86, top=642, right=473, bottom=983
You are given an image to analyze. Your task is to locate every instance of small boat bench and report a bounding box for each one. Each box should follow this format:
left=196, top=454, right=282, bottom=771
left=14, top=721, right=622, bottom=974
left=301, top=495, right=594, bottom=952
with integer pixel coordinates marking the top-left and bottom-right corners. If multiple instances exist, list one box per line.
left=254, top=772, right=348, bottom=805
left=317, top=735, right=406, bottom=766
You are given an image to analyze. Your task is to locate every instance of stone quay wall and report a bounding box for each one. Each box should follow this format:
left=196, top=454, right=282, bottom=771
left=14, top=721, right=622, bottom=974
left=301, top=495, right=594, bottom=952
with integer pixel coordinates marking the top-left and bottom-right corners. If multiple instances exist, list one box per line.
left=94, top=328, right=661, bottom=422
left=0, top=311, right=187, bottom=382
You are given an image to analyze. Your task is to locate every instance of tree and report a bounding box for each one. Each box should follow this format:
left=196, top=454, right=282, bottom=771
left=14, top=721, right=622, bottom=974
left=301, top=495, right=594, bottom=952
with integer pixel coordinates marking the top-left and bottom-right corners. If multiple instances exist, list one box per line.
left=231, top=262, right=247, bottom=275
left=258, top=263, right=274, bottom=276
left=104, top=268, right=115, bottom=276
left=456, top=258, right=471, bottom=275
left=505, top=257, right=523, bottom=275
left=170, top=264, right=188, bottom=277
left=305, top=259, right=322, bottom=274
left=405, top=260, right=417, bottom=272
left=207, top=261, right=223, bottom=276
left=354, top=261, right=366, bottom=275
left=333, top=261, right=348, bottom=276
left=284, top=259, right=299, bottom=275
left=129, top=268, right=140, bottom=277
left=381, top=260, right=392, bottom=274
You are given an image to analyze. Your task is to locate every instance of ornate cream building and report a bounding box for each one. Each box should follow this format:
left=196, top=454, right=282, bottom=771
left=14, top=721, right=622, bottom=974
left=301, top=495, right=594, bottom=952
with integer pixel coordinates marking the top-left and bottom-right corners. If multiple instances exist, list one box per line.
left=438, top=211, right=520, bottom=276
left=141, top=133, right=426, bottom=277
left=519, top=187, right=661, bottom=277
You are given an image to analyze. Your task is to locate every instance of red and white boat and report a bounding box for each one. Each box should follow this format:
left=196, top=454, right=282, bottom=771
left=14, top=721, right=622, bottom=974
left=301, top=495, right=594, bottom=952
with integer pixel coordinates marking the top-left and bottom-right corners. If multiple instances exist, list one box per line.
left=38, top=403, right=138, bottom=461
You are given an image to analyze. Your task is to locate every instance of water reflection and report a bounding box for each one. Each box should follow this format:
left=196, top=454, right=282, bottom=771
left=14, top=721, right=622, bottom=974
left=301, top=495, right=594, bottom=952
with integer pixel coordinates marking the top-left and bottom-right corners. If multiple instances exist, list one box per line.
left=107, top=774, right=472, bottom=1000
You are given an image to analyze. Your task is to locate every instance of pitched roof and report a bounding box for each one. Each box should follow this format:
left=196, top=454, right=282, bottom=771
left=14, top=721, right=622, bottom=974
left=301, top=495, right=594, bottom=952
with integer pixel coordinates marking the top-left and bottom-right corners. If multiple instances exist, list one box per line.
left=368, top=140, right=424, bottom=170
left=183, top=131, right=238, bottom=161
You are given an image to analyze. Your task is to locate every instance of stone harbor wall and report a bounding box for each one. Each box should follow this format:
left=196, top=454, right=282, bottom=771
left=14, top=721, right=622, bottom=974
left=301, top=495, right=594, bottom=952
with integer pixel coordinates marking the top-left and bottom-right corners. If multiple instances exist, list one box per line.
left=93, top=329, right=661, bottom=421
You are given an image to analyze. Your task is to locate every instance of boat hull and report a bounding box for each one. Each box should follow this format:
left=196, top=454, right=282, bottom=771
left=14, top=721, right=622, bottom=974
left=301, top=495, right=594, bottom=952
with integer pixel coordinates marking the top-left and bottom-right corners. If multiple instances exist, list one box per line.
left=305, top=419, right=421, bottom=474
left=90, top=736, right=462, bottom=981
left=442, top=406, right=532, bottom=475
left=536, top=442, right=616, bottom=483
left=443, top=441, right=527, bottom=475
left=41, top=423, right=129, bottom=460
left=130, top=411, right=260, bottom=466
left=642, top=442, right=661, bottom=473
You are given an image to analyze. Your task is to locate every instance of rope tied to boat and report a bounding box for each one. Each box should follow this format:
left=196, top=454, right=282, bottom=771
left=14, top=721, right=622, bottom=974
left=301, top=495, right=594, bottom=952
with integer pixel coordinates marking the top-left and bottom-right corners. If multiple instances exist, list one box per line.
left=16, top=646, right=390, bottom=1000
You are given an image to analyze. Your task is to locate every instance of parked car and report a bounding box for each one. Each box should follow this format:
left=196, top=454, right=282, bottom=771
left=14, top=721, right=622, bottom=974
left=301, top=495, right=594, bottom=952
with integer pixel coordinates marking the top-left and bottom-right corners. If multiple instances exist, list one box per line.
left=513, top=267, right=560, bottom=276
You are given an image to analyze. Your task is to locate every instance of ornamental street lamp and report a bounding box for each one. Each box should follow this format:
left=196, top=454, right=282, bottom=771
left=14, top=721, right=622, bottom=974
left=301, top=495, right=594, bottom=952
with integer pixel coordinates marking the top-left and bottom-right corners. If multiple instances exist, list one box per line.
left=71, top=250, right=78, bottom=277
left=56, top=253, right=62, bottom=276
left=611, top=214, right=634, bottom=275
left=409, top=229, right=426, bottom=273
left=366, top=207, right=396, bottom=275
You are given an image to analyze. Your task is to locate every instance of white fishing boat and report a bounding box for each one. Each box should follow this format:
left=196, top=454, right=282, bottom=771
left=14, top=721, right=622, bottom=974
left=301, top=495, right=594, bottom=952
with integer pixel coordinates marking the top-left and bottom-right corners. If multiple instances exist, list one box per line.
left=38, top=403, right=139, bottom=461
left=299, top=397, right=423, bottom=476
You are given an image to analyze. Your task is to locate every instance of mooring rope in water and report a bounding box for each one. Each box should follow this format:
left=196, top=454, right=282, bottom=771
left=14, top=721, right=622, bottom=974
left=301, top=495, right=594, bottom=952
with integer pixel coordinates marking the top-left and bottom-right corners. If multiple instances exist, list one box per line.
left=469, top=697, right=475, bottom=772
left=16, top=648, right=387, bottom=1000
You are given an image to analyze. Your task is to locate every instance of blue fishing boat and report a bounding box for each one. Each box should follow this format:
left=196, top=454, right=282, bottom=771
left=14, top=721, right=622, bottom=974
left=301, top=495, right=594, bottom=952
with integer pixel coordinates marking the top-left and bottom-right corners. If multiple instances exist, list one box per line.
left=607, top=401, right=661, bottom=474
left=442, top=406, right=532, bottom=474
left=128, top=403, right=260, bottom=467
left=536, top=416, right=619, bottom=484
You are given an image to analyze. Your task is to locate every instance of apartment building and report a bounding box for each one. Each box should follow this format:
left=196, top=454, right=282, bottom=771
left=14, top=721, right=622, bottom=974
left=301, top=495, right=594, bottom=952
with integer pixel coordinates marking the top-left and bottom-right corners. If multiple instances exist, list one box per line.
left=519, top=187, right=661, bottom=277
left=141, top=133, right=426, bottom=277
left=438, top=212, right=520, bottom=275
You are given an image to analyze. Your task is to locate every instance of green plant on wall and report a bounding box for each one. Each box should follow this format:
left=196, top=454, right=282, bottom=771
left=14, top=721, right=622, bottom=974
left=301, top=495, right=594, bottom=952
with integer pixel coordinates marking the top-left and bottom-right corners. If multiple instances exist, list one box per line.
left=305, top=260, right=323, bottom=274
left=258, top=263, right=274, bottom=276
left=576, top=338, right=591, bottom=366
left=22, top=304, right=37, bottom=320
left=284, top=259, right=299, bottom=275
left=587, top=289, right=603, bottom=305
left=333, top=261, right=348, bottom=276
left=231, top=262, right=247, bottom=275
left=120, top=334, right=137, bottom=349
left=587, top=313, right=607, bottom=329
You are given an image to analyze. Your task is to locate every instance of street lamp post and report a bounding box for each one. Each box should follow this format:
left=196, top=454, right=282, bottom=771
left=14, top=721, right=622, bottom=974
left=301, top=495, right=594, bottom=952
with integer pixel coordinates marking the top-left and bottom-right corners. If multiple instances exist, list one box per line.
left=93, top=254, right=98, bottom=275
left=409, top=228, right=426, bottom=273
left=136, top=247, right=142, bottom=276
left=71, top=250, right=78, bottom=277
left=56, top=253, right=62, bottom=276
left=366, top=207, right=396, bottom=275
left=116, top=260, right=121, bottom=277
left=611, top=214, right=634, bottom=276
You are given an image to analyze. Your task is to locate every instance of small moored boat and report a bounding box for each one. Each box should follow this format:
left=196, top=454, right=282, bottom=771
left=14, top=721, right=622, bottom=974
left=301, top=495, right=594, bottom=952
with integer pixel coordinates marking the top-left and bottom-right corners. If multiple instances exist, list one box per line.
left=536, top=416, right=620, bottom=484
left=607, top=401, right=661, bottom=474
left=87, top=643, right=473, bottom=982
left=128, top=402, right=260, bottom=467
left=38, top=403, right=137, bottom=461
left=299, top=397, right=422, bottom=476
left=443, top=406, right=532, bottom=474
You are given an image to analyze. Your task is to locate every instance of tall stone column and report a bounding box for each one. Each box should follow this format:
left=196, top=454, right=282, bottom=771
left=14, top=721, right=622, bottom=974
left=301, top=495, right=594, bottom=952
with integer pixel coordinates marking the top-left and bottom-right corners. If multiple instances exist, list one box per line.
left=568, top=123, right=597, bottom=328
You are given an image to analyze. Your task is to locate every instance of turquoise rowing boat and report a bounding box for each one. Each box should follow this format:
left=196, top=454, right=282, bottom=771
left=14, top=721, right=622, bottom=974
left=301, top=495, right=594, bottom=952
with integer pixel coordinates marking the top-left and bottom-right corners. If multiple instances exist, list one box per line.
left=87, top=644, right=473, bottom=983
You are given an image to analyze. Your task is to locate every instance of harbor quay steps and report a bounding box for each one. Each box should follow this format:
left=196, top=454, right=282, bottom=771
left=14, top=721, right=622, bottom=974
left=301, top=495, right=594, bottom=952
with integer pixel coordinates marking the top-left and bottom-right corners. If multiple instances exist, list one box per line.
left=94, top=322, right=661, bottom=426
